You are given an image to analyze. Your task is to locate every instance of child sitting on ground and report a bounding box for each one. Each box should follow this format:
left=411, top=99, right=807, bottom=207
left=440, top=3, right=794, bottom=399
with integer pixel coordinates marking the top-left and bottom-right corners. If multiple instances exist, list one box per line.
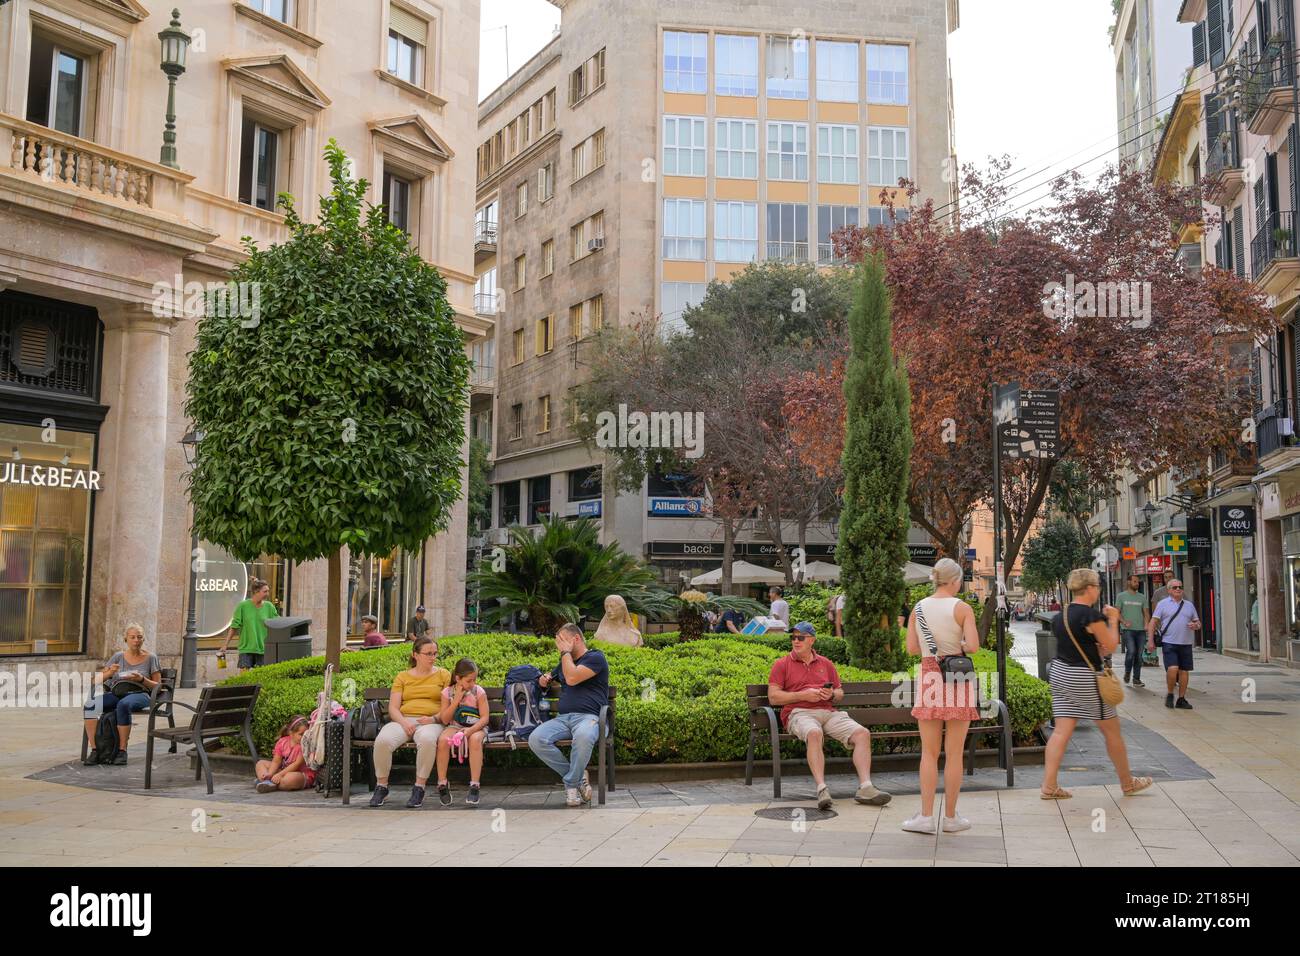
left=255, top=715, right=315, bottom=793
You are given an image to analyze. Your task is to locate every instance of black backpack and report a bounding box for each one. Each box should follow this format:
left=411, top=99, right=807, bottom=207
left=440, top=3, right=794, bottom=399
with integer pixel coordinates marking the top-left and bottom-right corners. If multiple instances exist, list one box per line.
left=349, top=699, right=387, bottom=741
left=488, top=665, right=547, bottom=748
left=93, top=712, right=121, bottom=764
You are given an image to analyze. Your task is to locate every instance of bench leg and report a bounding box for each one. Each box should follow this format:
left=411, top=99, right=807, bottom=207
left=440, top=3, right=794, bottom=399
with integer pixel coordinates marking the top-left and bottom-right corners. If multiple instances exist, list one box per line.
left=608, top=742, right=616, bottom=793
left=1004, top=723, right=1014, bottom=787
left=167, top=711, right=177, bottom=753
left=144, top=733, right=155, bottom=790
left=769, top=723, right=782, bottom=799
left=745, top=730, right=755, bottom=786
left=195, top=739, right=215, bottom=795
left=80, top=726, right=88, bottom=764
left=597, top=733, right=607, bottom=806
left=966, top=727, right=976, bottom=776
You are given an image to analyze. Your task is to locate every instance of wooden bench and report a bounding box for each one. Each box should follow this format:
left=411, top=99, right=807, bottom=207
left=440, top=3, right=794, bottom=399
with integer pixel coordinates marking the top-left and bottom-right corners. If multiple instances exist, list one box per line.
left=745, top=680, right=1014, bottom=797
left=79, top=667, right=178, bottom=762
left=342, top=684, right=616, bottom=804
left=144, top=683, right=261, bottom=794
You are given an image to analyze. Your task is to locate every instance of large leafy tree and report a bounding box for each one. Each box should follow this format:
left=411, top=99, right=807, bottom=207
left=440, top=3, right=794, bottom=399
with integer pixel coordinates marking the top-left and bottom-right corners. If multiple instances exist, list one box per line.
left=788, top=160, right=1273, bottom=638
left=468, top=516, right=671, bottom=635
left=573, top=263, right=853, bottom=588
left=1021, top=516, right=1095, bottom=605
left=839, top=256, right=911, bottom=671
left=185, top=141, right=470, bottom=668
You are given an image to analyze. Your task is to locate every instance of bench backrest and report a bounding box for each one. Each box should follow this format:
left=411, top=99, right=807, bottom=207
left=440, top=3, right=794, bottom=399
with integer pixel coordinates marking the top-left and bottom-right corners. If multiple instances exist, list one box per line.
left=362, top=683, right=616, bottom=733
left=747, top=680, right=919, bottom=729
left=192, top=684, right=260, bottom=734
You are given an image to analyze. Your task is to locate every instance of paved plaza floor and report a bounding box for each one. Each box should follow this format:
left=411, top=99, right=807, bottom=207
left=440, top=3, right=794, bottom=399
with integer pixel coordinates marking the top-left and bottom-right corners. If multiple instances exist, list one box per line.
left=2, top=640, right=1298, bottom=867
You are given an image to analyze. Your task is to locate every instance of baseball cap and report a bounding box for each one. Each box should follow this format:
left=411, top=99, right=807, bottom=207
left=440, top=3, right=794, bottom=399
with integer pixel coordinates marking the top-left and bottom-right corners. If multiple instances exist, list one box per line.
left=415, top=605, right=426, bottom=612
left=792, top=622, right=816, bottom=637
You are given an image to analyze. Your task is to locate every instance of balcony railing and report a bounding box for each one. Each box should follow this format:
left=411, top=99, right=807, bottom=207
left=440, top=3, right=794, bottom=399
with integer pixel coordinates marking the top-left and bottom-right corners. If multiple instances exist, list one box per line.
left=1251, top=210, right=1298, bottom=278
left=473, top=291, right=499, bottom=315
left=470, top=363, right=495, bottom=387
left=766, top=240, right=809, bottom=262
left=1241, top=47, right=1297, bottom=127
left=1257, top=399, right=1296, bottom=458
left=2, top=114, right=187, bottom=212
left=816, top=243, right=849, bottom=265
left=1205, top=126, right=1241, bottom=178
left=475, top=220, right=498, bottom=245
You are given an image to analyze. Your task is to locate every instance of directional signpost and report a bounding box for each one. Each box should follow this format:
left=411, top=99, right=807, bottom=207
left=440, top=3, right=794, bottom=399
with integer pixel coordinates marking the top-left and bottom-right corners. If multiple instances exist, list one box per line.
left=990, top=381, right=1063, bottom=776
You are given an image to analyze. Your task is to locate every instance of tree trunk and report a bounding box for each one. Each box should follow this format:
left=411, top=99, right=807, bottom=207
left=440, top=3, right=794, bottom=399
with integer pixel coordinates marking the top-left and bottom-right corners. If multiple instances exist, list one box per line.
left=797, top=517, right=809, bottom=585
left=326, top=548, right=342, bottom=671
left=976, top=463, right=1054, bottom=640
left=722, top=519, right=735, bottom=596
left=760, top=505, right=794, bottom=586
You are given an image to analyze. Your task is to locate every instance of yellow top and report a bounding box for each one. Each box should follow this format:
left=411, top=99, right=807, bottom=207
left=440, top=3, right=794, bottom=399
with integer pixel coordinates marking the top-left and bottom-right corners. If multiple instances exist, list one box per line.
left=392, top=668, right=451, bottom=718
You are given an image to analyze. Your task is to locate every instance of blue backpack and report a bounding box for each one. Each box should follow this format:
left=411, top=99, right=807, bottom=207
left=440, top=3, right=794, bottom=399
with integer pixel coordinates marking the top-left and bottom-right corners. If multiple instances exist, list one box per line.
left=490, top=665, right=548, bottom=747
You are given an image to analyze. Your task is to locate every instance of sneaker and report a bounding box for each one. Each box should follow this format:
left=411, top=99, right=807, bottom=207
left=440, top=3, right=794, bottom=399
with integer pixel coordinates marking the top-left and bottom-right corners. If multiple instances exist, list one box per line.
left=368, top=784, right=390, bottom=808
left=405, top=785, right=426, bottom=809
left=579, top=771, right=593, bottom=803
left=438, top=783, right=452, bottom=806
left=83, top=750, right=99, bottom=766
left=901, top=813, right=937, bottom=834
left=1123, top=674, right=1132, bottom=684
left=1165, top=693, right=1175, bottom=708
left=465, top=783, right=481, bottom=806
left=1133, top=679, right=1145, bottom=688
left=256, top=779, right=277, bottom=794
left=565, top=787, right=583, bottom=808
left=816, top=786, right=833, bottom=810
left=942, top=815, right=972, bottom=833
left=1176, top=697, right=1193, bottom=710
left=854, top=784, right=892, bottom=806
left=111, top=751, right=128, bottom=766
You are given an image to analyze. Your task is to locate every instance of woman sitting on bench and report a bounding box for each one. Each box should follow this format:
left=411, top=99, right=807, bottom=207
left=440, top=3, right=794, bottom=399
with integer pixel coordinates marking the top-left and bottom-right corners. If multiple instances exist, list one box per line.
left=370, top=635, right=450, bottom=809
left=82, top=623, right=163, bottom=766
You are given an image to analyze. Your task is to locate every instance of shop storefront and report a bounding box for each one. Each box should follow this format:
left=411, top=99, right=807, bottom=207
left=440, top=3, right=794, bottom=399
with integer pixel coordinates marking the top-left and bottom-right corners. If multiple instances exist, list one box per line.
left=0, top=292, right=106, bottom=657
left=192, top=543, right=289, bottom=649
left=346, top=547, right=423, bottom=637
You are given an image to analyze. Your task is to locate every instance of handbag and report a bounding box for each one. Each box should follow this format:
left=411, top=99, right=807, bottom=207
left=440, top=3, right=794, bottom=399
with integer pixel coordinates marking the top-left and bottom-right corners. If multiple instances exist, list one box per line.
left=1062, top=608, right=1124, bottom=707
left=109, top=679, right=148, bottom=698
left=915, top=602, right=975, bottom=676
left=1152, top=599, right=1186, bottom=648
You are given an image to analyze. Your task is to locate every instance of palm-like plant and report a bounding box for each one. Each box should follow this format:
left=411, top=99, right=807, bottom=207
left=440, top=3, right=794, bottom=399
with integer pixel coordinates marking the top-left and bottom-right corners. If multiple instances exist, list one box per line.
left=673, top=590, right=768, bottom=640
left=468, top=516, right=675, bottom=635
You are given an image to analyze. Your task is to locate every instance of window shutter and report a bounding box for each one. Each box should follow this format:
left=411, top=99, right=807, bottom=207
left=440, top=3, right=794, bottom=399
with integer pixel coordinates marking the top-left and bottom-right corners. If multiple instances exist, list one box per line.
left=1290, top=123, right=1300, bottom=214
left=1293, top=315, right=1300, bottom=421
left=1205, top=93, right=1222, bottom=151
left=389, top=5, right=428, bottom=46
left=1252, top=345, right=1263, bottom=416
left=1208, top=0, right=1225, bottom=68
left=1193, top=22, right=1207, bottom=66
left=1233, top=206, right=1246, bottom=276
left=1215, top=234, right=1224, bottom=269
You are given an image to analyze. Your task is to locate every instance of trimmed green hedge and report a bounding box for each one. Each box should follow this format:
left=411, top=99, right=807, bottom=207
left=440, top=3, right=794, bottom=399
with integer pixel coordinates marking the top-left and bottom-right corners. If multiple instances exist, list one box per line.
left=222, top=634, right=1050, bottom=765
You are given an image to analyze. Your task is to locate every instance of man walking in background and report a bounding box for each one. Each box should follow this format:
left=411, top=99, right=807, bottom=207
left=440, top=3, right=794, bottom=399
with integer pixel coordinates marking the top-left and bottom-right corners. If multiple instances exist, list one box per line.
left=1148, top=579, right=1200, bottom=710
left=1116, top=574, right=1149, bottom=687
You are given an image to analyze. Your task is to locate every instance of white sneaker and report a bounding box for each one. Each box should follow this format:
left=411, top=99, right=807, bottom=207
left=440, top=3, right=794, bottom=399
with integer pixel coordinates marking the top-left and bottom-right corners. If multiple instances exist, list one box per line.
left=901, top=813, right=937, bottom=834
left=942, top=815, right=972, bottom=833
left=565, top=787, right=583, bottom=808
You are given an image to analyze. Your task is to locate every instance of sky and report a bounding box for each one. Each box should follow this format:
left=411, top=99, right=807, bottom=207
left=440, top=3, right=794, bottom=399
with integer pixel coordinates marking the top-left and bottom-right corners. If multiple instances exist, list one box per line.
left=478, top=0, right=1121, bottom=209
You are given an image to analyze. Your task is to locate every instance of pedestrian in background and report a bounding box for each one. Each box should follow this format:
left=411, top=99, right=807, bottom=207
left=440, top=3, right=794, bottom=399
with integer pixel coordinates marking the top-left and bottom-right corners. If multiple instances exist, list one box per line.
left=1116, top=574, right=1149, bottom=687
left=1148, top=579, right=1200, bottom=710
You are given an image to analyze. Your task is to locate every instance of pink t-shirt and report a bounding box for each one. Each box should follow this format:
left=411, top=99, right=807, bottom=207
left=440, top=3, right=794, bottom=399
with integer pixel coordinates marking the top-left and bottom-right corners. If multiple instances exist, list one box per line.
left=363, top=630, right=388, bottom=647
left=274, top=736, right=303, bottom=768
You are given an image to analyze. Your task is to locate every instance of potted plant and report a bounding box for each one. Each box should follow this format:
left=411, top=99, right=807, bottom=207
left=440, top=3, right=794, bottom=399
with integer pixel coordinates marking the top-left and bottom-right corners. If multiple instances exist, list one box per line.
left=673, top=589, right=767, bottom=640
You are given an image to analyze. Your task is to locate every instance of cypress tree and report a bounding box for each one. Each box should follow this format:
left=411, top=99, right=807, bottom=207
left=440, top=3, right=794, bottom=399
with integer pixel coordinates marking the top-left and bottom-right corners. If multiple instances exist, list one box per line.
left=838, top=254, right=912, bottom=671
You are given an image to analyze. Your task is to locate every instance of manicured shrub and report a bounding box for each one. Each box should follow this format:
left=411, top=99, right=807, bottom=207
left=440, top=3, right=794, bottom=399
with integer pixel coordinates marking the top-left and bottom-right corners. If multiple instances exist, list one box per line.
left=223, top=633, right=1050, bottom=763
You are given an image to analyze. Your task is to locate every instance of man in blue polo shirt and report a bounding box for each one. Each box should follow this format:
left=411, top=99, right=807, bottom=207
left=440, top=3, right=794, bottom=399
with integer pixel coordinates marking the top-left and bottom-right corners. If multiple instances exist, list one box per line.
left=532, top=622, right=609, bottom=807
left=1147, top=579, right=1201, bottom=710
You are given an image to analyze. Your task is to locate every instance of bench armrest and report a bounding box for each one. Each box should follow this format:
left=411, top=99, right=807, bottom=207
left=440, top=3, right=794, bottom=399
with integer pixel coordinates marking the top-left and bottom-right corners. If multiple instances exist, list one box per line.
left=148, top=697, right=194, bottom=733
left=748, top=703, right=779, bottom=729
left=598, top=704, right=612, bottom=741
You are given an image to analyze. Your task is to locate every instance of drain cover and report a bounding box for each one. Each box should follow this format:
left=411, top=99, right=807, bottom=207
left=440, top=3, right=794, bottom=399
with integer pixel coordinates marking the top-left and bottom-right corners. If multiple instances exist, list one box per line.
left=1232, top=710, right=1288, bottom=716
left=754, top=807, right=838, bottom=822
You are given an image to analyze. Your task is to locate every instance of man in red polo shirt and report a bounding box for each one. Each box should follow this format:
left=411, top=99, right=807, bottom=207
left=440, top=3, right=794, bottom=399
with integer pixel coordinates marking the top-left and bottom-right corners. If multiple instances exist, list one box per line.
left=768, top=622, right=891, bottom=811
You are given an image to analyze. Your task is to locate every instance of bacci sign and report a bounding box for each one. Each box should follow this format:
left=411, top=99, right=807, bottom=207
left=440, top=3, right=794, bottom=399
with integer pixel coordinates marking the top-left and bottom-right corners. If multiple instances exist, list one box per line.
left=0, top=462, right=102, bottom=490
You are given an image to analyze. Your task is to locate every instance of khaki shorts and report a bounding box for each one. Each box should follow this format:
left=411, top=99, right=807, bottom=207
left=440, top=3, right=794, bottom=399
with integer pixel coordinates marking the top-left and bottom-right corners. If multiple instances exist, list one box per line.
left=786, top=709, right=867, bottom=747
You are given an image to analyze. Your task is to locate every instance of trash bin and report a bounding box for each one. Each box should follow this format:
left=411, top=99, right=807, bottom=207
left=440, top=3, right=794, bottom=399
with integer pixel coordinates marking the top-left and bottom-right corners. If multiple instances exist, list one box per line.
left=264, top=615, right=313, bottom=664
left=1034, top=611, right=1057, bottom=682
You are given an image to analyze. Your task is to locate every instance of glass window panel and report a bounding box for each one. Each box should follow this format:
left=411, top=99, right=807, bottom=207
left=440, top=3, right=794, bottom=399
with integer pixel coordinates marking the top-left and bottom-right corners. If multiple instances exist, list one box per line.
left=1, top=531, right=33, bottom=584
left=32, top=588, right=63, bottom=640
left=33, top=531, right=66, bottom=585
left=0, top=588, right=26, bottom=644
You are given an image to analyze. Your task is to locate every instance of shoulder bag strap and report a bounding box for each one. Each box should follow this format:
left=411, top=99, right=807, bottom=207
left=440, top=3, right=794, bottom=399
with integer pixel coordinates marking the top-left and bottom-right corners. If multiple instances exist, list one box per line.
left=1061, top=607, right=1099, bottom=673
left=1158, top=599, right=1186, bottom=634
left=914, top=602, right=941, bottom=657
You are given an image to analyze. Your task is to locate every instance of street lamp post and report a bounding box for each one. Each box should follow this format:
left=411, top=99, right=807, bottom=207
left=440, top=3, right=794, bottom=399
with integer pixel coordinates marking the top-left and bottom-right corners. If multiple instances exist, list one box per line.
left=179, top=428, right=203, bottom=688
left=157, top=10, right=192, bottom=170
left=1107, top=522, right=1120, bottom=607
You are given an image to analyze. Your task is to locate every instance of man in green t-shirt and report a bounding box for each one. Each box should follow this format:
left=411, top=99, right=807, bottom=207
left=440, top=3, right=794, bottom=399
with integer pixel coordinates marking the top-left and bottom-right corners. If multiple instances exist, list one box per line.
left=1116, top=574, right=1150, bottom=686
left=221, top=578, right=278, bottom=671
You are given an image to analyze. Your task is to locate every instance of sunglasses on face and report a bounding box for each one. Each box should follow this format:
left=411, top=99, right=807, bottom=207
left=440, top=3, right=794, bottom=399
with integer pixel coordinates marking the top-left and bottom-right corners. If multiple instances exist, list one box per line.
left=1169, top=586, right=1184, bottom=590
left=790, top=635, right=809, bottom=642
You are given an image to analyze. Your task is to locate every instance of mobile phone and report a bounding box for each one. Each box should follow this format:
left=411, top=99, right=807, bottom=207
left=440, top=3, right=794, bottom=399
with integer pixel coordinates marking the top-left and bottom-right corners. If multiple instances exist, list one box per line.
left=822, top=682, right=833, bottom=689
